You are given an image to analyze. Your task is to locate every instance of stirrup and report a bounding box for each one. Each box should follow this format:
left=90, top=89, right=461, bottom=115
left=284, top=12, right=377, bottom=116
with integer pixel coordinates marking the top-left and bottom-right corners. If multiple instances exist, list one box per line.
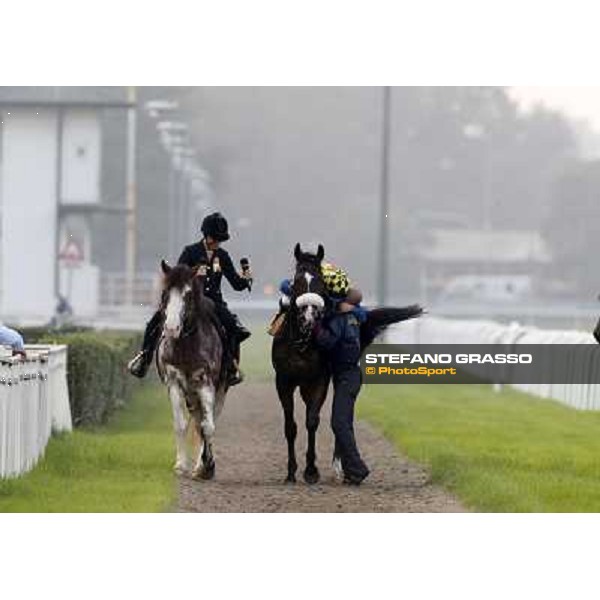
left=128, top=351, right=150, bottom=379
left=227, top=360, right=244, bottom=386
left=267, top=312, right=286, bottom=337
left=228, top=371, right=244, bottom=386
left=237, top=328, right=251, bottom=343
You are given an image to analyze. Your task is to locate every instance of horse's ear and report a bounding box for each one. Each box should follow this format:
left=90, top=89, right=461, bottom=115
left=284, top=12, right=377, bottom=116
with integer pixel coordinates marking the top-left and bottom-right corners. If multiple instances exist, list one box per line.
left=294, top=243, right=302, bottom=261
left=316, top=244, right=325, bottom=262
left=161, top=259, right=171, bottom=275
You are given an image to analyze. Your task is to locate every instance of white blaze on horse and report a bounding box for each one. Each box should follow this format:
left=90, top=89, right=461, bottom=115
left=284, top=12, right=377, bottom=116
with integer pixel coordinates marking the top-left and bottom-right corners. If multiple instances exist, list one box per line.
left=156, top=260, right=228, bottom=480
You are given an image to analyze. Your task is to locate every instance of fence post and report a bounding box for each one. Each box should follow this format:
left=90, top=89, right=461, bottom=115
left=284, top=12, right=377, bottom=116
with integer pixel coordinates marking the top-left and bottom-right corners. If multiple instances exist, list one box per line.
left=0, top=345, right=71, bottom=479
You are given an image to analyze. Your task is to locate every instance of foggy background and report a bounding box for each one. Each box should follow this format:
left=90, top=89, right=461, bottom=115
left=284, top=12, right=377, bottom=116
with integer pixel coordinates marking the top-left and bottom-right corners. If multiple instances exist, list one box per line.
left=1, top=86, right=599, bottom=328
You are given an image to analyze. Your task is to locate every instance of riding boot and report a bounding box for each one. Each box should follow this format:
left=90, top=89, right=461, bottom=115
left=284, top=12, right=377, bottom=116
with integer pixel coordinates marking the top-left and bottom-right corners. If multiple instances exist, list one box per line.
left=128, top=311, right=163, bottom=378
left=234, top=317, right=252, bottom=343
left=227, top=338, right=244, bottom=386
left=230, top=317, right=252, bottom=385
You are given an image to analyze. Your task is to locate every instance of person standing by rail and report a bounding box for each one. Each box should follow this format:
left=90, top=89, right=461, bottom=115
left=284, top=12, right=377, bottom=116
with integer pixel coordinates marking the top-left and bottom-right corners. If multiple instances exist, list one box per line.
left=0, top=324, right=27, bottom=359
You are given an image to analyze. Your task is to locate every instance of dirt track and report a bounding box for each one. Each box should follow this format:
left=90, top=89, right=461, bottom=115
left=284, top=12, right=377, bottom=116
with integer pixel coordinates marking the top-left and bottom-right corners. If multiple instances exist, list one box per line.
left=178, top=382, right=466, bottom=512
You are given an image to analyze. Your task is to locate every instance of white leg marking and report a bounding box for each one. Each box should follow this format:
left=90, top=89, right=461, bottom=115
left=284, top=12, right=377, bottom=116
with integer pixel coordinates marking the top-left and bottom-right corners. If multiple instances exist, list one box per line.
left=193, top=385, right=216, bottom=475
left=214, top=387, right=226, bottom=419
left=199, top=385, right=216, bottom=438
left=168, top=381, right=190, bottom=474
left=333, top=457, right=343, bottom=481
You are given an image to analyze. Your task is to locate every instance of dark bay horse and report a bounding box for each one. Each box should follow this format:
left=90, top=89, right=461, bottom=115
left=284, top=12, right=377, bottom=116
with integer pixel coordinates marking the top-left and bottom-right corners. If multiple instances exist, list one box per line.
left=272, top=243, right=425, bottom=485
left=156, top=260, right=228, bottom=480
left=272, top=243, right=331, bottom=484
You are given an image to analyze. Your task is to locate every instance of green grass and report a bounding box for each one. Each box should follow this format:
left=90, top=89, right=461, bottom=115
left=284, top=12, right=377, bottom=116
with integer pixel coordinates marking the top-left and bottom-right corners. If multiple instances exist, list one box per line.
left=6, top=323, right=597, bottom=512
left=242, top=325, right=273, bottom=382
left=359, top=384, right=600, bottom=512
left=0, top=383, right=175, bottom=512
left=0, top=327, right=273, bottom=512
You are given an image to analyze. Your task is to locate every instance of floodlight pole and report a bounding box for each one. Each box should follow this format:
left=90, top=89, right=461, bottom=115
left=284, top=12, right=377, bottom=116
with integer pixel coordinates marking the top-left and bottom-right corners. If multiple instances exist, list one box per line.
left=125, top=86, right=137, bottom=307
left=377, top=86, right=392, bottom=305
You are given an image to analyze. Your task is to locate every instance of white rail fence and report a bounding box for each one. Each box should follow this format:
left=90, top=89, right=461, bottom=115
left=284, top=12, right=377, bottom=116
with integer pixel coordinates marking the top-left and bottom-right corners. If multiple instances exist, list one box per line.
left=0, top=345, right=71, bottom=479
left=385, top=316, right=600, bottom=410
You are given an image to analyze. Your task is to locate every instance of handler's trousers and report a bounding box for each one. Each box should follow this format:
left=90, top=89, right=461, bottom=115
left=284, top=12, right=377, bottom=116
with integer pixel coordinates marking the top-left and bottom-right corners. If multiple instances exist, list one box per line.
left=330, top=367, right=369, bottom=480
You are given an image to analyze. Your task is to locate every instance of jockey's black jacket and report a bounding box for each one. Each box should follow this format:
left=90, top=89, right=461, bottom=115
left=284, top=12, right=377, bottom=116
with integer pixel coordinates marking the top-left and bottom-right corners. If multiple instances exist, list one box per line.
left=177, top=241, right=250, bottom=305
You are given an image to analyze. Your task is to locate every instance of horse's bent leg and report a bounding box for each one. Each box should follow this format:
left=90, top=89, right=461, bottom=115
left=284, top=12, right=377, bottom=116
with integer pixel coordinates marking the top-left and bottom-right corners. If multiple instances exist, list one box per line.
left=168, top=381, right=191, bottom=474
left=192, top=384, right=216, bottom=480
left=276, top=374, right=297, bottom=483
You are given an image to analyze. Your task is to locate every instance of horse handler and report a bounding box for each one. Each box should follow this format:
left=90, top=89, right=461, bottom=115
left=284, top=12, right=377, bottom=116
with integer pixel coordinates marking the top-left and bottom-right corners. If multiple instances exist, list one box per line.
left=313, top=292, right=370, bottom=485
left=128, top=212, right=252, bottom=385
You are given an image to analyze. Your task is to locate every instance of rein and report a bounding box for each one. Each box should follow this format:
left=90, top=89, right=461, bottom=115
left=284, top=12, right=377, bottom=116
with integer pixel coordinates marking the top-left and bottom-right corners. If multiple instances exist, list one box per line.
left=291, top=316, right=313, bottom=353
left=180, top=310, right=200, bottom=340
left=286, top=264, right=328, bottom=354
left=288, top=298, right=322, bottom=354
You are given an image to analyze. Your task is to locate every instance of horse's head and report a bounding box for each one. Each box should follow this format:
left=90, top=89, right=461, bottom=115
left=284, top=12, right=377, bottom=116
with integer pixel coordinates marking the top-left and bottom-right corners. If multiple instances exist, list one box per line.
left=160, top=259, right=205, bottom=339
left=291, top=243, right=328, bottom=332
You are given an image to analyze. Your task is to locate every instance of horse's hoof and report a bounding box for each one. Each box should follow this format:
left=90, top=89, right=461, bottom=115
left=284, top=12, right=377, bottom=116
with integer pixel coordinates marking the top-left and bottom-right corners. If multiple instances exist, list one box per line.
left=285, top=474, right=296, bottom=484
left=195, top=462, right=215, bottom=480
left=303, top=467, right=320, bottom=485
left=173, top=463, right=190, bottom=477
left=191, top=469, right=214, bottom=481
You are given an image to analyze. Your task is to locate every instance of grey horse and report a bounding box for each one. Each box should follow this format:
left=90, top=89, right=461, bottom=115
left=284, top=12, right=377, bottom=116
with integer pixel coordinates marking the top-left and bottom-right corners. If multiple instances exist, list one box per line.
left=156, top=260, right=228, bottom=480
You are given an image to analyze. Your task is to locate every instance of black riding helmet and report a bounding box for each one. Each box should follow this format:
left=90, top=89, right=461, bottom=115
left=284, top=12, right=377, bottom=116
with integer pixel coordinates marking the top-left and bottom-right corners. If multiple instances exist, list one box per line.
left=201, top=212, right=230, bottom=242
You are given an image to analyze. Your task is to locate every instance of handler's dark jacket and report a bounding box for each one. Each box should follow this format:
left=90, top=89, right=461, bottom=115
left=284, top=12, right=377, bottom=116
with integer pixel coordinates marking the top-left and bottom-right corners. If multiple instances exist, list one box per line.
left=313, top=311, right=363, bottom=372
left=177, top=242, right=250, bottom=305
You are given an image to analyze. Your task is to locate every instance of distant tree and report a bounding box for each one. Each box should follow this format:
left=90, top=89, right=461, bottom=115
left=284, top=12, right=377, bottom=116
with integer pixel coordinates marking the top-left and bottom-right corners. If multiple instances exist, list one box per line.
left=389, top=87, right=578, bottom=231
left=171, top=87, right=582, bottom=299
left=386, top=87, right=579, bottom=298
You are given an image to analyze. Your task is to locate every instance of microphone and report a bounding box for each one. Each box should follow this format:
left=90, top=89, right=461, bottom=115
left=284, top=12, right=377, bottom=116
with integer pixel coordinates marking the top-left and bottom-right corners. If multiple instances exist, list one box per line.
left=240, top=257, right=253, bottom=291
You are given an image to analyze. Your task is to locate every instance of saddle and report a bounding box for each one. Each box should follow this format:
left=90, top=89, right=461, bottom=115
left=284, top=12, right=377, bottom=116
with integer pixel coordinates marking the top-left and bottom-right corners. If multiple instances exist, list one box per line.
left=207, top=311, right=232, bottom=377
left=268, top=312, right=286, bottom=337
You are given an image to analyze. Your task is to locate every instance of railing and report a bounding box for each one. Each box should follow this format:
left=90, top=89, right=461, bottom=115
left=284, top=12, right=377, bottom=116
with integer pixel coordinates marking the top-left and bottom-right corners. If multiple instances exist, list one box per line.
left=0, top=345, right=71, bottom=479
left=423, top=301, right=600, bottom=332
left=385, top=316, right=600, bottom=410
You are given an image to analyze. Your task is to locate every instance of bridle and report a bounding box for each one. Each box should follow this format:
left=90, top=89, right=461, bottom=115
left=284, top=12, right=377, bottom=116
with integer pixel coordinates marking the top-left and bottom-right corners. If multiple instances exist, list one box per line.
left=288, top=305, right=314, bottom=353
left=160, top=277, right=202, bottom=341
left=179, top=301, right=200, bottom=340
left=289, top=263, right=327, bottom=353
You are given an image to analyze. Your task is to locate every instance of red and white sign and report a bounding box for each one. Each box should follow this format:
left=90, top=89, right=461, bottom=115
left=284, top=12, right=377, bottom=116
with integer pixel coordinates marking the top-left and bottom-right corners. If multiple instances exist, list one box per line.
left=58, top=240, right=84, bottom=267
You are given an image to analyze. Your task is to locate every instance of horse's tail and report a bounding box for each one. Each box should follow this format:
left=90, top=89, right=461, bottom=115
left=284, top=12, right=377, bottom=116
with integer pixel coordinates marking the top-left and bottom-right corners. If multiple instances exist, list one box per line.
left=360, top=304, right=424, bottom=350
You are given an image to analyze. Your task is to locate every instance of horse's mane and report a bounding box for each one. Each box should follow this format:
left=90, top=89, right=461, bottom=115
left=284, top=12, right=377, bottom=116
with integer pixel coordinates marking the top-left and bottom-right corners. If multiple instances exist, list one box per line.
left=160, top=264, right=218, bottom=326
left=162, top=264, right=193, bottom=289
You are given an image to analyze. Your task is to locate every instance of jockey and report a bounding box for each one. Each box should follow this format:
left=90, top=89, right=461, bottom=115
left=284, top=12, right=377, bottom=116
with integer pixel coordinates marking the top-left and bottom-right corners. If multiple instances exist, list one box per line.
left=268, top=261, right=365, bottom=336
left=128, top=212, right=252, bottom=385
